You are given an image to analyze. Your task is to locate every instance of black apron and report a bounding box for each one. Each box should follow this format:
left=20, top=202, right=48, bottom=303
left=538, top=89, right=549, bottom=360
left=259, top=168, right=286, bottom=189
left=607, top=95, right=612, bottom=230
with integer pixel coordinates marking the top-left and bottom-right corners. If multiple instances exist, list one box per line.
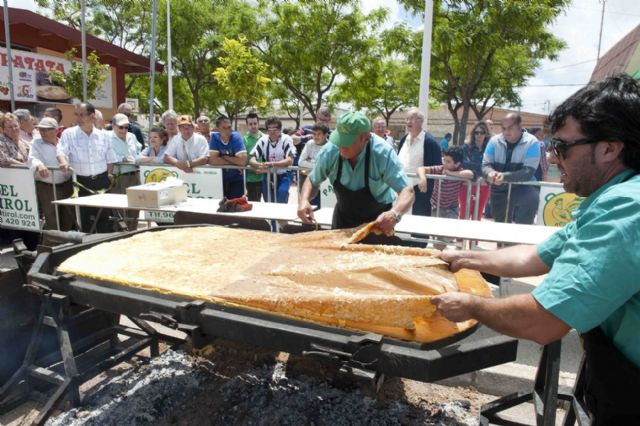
left=331, top=141, right=391, bottom=229
left=580, top=326, right=640, bottom=424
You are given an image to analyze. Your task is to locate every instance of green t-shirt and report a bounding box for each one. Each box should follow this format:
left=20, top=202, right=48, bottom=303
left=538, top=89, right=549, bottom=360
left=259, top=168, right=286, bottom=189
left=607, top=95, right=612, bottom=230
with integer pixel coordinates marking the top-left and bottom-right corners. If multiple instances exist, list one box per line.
left=243, top=131, right=264, bottom=183
left=532, top=169, right=640, bottom=367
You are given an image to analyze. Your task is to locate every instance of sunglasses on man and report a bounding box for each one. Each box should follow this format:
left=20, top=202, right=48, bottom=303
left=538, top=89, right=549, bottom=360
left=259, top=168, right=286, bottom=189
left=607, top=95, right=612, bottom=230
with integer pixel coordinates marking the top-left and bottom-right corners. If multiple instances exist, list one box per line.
left=550, top=136, right=599, bottom=159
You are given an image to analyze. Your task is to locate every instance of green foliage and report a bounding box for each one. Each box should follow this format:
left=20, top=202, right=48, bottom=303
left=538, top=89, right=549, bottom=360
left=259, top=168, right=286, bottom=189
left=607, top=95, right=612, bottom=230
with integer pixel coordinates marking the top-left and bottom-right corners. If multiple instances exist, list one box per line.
left=331, top=35, right=419, bottom=125
left=49, top=49, right=109, bottom=102
left=157, top=0, right=260, bottom=117
left=36, top=0, right=152, bottom=54
left=213, top=37, right=271, bottom=123
left=394, top=0, right=569, bottom=144
left=255, top=0, right=387, bottom=120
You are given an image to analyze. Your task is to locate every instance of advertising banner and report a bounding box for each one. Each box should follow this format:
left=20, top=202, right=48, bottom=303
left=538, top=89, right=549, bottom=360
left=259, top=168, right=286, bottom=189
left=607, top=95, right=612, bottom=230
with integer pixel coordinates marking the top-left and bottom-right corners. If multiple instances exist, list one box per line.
left=0, top=48, right=113, bottom=108
left=138, top=165, right=223, bottom=223
left=536, top=184, right=584, bottom=227
left=0, top=168, right=40, bottom=231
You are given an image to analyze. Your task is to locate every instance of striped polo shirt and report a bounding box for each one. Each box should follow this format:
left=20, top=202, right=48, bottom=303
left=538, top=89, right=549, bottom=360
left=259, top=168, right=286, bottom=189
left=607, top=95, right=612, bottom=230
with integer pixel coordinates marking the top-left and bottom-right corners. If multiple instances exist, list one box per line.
left=429, top=165, right=465, bottom=209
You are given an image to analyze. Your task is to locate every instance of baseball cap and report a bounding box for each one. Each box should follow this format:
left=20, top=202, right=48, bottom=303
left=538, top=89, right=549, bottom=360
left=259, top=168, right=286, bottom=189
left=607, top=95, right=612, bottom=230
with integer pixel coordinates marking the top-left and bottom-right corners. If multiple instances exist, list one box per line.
left=36, top=117, right=58, bottom=129
left=329, top=112, right=371, bottom=148
left=177, top=115, right=193, bottom=126
left=112, top=113, right=129, bottom=127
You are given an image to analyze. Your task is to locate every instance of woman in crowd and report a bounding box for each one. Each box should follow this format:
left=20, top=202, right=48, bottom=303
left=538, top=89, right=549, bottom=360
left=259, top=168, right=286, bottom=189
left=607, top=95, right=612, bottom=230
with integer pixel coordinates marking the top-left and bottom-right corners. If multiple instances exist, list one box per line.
left=459, top=121, right=492, bottom=220
left=139, top=127, right=169, bottom=163
left=0, top=112, right=38, bottom=248
left=0, top=113, right=30, bottom=166
left=161, top=110, right=179, bottom=141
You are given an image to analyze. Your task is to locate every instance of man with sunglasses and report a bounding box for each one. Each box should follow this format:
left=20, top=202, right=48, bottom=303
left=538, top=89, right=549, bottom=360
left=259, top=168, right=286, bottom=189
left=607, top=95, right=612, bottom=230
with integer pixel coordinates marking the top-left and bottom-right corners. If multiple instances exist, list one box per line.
left=117, top=102, right=145, bottom=149
left=108, top=113, right=142, bottom=230
left=432, top=74, right=640, bottom=423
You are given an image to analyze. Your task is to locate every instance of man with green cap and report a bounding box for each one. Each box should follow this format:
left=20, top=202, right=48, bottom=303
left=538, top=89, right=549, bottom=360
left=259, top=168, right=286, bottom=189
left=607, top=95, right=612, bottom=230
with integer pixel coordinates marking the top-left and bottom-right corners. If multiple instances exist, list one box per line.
left=297, top=111, right=414, bottom=233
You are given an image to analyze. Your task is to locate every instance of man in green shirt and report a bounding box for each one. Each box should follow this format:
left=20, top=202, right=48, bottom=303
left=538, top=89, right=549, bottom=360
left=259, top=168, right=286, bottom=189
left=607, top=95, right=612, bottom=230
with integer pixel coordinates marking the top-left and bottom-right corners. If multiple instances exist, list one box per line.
left=243, top=112, right=264, bottom=201
left=432, top=74, right=640, bottom=424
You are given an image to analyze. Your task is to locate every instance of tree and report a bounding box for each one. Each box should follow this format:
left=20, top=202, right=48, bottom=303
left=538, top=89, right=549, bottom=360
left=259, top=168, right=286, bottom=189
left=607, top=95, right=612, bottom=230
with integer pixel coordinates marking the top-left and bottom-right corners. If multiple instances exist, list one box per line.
left=157, top=0, right=260, bottom=118
left=255, top=0, right=386, bottom=121
left=396, top=0, right=569, bottom=145
left=213, top=37, right=271, bottom=126
left=49, top=48, right=109, bottom=101
left=36, top=0, right=152, bottom=55
left=330, top=38, right=419, bottom=125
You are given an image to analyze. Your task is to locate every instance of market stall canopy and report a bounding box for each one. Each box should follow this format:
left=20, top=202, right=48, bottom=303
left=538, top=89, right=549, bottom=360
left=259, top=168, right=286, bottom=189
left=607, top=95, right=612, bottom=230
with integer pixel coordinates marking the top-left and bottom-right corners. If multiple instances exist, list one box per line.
left=0, top=7, right=162, bottom=74
left=591, top=24, right=640, bottom=82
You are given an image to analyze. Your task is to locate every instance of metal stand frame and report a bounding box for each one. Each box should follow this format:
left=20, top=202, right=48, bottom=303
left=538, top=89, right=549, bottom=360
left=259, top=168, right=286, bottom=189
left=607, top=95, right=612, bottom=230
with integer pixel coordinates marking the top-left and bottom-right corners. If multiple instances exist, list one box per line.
left=480, top=340, right=591, bottom=426
left=0, top=283, right=181, bottom=426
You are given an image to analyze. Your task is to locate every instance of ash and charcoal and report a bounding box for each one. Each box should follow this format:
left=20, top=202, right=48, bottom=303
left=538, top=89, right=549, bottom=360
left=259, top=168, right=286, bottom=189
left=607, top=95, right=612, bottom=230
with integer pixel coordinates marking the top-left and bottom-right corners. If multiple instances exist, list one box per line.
left=46, top=349, right=478, bottom=426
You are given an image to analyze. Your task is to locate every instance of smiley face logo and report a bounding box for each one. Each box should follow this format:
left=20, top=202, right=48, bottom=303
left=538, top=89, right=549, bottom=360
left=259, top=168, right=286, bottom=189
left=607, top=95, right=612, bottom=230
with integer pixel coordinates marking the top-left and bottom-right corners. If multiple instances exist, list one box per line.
left=143, top=168, right=178, bottom=183
left=543, top=192, right=584, bottom=226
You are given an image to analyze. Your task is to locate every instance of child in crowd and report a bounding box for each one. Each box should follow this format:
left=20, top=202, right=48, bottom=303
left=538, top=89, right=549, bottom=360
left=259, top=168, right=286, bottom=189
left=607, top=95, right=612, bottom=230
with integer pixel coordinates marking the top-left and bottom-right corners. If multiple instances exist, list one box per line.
left=298, top=122, right=330, bottom=208
left=417, top=146, right=473, bottom=248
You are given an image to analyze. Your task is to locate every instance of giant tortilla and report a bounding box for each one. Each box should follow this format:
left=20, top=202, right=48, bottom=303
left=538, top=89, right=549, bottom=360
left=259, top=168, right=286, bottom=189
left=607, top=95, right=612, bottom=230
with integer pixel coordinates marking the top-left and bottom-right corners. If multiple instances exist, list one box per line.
left=58, top=227, right=491, bottom=343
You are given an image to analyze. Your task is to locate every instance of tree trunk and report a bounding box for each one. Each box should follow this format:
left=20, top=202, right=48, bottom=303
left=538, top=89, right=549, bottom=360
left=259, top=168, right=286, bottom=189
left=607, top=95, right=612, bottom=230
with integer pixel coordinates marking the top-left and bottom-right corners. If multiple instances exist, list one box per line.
left=458, top=101, right=472, bottom=146
left=447, top=101, right=462, bottom=146
left=193, top=89, right=200, bottom=119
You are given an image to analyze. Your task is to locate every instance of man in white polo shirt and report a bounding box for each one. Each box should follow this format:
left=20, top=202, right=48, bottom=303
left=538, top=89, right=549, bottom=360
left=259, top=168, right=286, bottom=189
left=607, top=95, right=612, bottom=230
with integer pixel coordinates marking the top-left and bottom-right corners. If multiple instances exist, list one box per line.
left=163, top=115, right=209, bottom=173
left=28, top=117, right=75, bottom=232
left=57, top=102, right=117, bottom=233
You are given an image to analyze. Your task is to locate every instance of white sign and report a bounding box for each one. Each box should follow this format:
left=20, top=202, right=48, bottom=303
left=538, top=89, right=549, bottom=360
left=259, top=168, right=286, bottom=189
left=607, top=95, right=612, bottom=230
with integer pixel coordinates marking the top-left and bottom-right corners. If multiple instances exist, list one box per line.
left=126, top=97, right=139, bottom=112
left=0, top=168, right=41, bottom=231
left=536, top=184, right=584, bottom=227
left=0, top=48, right=113, bottom=108
left=139, top=165, right=224, bottom=222
left=319, top=180, right=337, bottom=208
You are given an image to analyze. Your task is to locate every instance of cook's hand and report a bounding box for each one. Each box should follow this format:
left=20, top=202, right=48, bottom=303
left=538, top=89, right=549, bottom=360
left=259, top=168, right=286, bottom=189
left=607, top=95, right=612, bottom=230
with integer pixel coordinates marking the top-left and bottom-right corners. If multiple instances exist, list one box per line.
left=37, top=164, right=50, bottom=178
left=439, top=249, right=473, bottom=272
left=297, top=200, right=316, bottom=224
left=374, top=210, right=397, bottom=236
left=59, top=162, right=70, bottom=173
left=418, top=177, right=427, bottom=193
left=431, top=292, right=475, bottom=322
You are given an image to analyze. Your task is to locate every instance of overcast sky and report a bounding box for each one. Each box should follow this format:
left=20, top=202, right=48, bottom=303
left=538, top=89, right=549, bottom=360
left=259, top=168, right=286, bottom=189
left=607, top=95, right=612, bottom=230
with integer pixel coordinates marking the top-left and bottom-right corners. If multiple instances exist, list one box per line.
left=8, top=0, right=640, bottom=115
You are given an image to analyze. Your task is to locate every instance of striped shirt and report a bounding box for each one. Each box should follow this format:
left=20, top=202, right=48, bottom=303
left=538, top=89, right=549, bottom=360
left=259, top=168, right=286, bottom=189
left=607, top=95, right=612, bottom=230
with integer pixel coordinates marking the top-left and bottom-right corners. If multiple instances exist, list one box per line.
left=250, top=134, right=296, bottom=175
left=428, top=165, right=465, bottom=209
left=57, top=126, right=117, bottom=177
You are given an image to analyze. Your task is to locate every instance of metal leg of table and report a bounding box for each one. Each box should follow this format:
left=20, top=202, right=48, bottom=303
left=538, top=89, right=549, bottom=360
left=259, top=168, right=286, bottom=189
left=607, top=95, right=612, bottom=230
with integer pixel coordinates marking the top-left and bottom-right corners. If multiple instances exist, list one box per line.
left=480, top=340, right=564, bottom=426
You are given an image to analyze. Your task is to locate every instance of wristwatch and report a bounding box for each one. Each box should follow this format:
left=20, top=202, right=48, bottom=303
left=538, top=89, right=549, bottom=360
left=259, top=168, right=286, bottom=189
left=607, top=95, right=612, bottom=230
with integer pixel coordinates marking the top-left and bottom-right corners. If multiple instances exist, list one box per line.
left=391, top=209, right=402, bottom=223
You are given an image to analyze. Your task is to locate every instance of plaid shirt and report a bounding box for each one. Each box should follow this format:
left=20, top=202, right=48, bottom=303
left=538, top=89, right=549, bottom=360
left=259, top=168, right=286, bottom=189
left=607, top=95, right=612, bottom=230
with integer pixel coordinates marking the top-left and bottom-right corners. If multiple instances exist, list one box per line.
left=0, top=134, right=29, bottom=166
left=57, top=126, right=117, bottom=176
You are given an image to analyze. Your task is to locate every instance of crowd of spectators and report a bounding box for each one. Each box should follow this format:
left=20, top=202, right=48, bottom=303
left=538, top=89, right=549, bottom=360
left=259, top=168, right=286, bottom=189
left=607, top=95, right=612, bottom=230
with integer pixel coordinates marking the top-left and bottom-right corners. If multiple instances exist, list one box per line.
left=0, top=100, right=550, bottom=246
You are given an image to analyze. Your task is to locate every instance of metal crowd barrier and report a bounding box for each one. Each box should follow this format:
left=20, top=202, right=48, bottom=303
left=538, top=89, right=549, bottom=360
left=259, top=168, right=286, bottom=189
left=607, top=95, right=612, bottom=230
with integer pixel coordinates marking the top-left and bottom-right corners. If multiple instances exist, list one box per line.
left=500, top=179, right=563, bottom=224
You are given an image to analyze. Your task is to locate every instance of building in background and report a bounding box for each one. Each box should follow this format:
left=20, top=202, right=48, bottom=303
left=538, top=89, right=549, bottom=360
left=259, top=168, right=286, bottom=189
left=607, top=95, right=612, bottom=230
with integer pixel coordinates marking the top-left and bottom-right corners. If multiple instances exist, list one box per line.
left=0, top=7, right=162, bottom=126
left=591, top=24, right=640, bottom=82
